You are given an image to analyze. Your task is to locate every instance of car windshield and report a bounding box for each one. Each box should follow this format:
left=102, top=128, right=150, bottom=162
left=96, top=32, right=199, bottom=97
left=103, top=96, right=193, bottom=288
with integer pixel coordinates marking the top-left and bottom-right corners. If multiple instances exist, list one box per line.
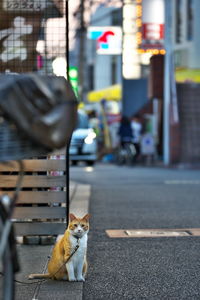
left=77, top=112, right=89, bottom=129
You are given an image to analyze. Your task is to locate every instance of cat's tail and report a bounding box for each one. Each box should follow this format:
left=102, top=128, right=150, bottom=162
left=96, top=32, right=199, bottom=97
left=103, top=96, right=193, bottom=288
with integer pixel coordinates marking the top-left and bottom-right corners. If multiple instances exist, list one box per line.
left=28, top=273, right=51, bottom=280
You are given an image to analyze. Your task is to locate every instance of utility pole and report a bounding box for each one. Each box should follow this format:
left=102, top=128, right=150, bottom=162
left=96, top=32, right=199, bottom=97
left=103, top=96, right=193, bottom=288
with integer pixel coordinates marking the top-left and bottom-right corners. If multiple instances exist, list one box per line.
left=78, top=0, right=86, bottom=102
left=163, top=0, right=172, bottom=165
left=66, top=0, right=69, bottom=79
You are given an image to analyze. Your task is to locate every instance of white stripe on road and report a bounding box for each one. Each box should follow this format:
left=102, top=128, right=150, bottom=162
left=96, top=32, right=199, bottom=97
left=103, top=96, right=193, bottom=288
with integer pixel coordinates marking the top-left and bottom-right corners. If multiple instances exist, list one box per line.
left=165, top=180, right=200, bottom=185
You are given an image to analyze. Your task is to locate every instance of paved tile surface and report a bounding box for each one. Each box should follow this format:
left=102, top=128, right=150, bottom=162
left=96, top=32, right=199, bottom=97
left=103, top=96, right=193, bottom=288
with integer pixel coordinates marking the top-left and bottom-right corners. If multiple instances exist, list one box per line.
left=15, top=244, right=83, bottom=300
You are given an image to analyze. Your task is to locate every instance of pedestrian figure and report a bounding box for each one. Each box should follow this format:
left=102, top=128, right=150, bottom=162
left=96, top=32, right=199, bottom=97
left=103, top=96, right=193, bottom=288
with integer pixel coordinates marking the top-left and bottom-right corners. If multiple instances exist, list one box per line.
left=131, top=114, right=142, bottom=162
left=118, top=115, right=133, bottom=146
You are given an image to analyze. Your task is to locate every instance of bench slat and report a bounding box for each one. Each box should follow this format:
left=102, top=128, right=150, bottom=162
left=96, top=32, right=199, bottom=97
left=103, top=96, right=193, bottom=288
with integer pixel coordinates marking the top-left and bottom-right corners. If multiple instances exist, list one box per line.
left=13, top=207, right=66, bottom=219
left=0, top=159, right=66, bottom=172
left=1, top=191, right=70, bottom=204
left=14, top=222, right=66, bottom=236
left=0, top=175, right=66, bottom=188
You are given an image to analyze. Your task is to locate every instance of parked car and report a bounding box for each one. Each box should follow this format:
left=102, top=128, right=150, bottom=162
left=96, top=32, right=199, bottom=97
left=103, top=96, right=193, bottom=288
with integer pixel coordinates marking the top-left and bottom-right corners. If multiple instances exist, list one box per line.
left=69, top=111, right=97, bottom=166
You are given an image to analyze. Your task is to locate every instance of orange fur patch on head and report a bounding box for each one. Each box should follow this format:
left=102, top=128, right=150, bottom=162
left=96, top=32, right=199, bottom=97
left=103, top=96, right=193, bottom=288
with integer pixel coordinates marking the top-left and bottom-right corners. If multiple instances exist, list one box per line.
left=69, top=223, right=76, bottom=230
left=69, top=214, right=91, bottom=223
left=68, top=214, right=90, bottom=231
left=80, top=214, right=90, bottom=231
left=69, top=213, right=77, bottom=222
left=82, top=214, right=90, bottom=222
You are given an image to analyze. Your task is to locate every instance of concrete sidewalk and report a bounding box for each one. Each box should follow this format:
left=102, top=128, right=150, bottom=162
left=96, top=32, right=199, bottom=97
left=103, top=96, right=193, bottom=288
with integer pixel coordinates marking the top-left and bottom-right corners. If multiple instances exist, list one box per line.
left=14, top=181, right=91, bottom=300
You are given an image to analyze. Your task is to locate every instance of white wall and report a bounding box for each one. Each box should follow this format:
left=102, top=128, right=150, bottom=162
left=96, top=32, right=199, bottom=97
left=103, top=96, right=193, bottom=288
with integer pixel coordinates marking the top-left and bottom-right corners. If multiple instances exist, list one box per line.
left=172, top=0, right=200, bottom=68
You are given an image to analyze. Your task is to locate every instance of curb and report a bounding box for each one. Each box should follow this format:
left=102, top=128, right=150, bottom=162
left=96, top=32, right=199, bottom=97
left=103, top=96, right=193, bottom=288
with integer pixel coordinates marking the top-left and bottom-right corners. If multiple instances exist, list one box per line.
left=68, top=182, right=91, bottom=300
left=70, top=182, right=91, bottom=216
left=56, top=182, right=91, bottom=242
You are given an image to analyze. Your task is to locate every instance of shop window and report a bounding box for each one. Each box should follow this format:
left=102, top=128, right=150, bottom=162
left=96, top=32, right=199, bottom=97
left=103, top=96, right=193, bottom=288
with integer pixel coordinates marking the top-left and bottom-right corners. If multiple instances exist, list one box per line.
left=111, top=56, right=117, bottom=85
left=186, top=0, right=194, bottom=41
left=111, top=9, right=122, bottom=26
left=175, top=0, right=183, bottom=44
left=88, top=64, right=94, bottom=91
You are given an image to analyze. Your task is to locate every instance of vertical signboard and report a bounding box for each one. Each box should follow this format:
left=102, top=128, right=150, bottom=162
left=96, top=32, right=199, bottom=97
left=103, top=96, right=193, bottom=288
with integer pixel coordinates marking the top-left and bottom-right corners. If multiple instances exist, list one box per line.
left=141, top=0, right=165, bottom=49
left=0, top=0, right=43, bottom=72
left=122, top=0, right=141, bottom=79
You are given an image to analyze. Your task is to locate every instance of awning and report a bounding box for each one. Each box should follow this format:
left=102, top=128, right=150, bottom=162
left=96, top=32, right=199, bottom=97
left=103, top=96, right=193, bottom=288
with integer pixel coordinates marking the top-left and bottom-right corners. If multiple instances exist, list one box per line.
left=175, top=68, right=200, bottom=83
left=87, top=84, right=121, bottom=102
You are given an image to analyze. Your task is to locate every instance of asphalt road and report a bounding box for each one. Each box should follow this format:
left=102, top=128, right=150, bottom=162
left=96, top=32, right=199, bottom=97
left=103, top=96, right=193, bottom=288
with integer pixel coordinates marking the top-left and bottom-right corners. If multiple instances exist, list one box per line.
left=70, top=163, right=200, bottom=300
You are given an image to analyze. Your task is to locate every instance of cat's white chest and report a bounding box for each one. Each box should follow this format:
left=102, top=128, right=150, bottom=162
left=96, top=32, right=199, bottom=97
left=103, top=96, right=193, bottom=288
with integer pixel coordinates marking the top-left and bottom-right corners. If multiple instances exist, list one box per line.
left=70, top=235, right=87, bottom=263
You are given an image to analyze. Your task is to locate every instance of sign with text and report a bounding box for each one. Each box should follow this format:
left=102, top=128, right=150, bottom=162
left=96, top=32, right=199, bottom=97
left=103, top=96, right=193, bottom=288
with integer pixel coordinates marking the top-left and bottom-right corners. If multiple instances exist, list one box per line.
left=141, top=0, right=164, bottom=49
left=142, top=23, right=164, bottom=40
left=3, top=0, right=51, bottom=11
left=0, top=13, right=41, bottom=72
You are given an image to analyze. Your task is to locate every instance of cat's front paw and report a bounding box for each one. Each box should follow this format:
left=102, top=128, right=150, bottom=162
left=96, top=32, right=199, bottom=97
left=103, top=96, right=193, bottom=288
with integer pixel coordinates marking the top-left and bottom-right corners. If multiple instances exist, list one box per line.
left=76, top=276, right=85, bottom=282
left=68, top=277, right=76, bottom=282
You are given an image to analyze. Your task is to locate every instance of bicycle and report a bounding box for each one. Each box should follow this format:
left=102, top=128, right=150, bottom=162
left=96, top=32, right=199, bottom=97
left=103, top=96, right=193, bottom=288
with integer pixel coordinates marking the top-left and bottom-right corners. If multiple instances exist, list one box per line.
left=115, top=142, right=137, bottom=166
left=0, top=73, right=77, bottom=300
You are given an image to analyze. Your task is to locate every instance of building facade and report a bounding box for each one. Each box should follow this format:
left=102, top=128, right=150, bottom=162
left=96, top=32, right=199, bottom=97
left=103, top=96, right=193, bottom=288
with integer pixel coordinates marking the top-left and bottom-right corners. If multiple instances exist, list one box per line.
left=172, top=0, right=200, bottom=80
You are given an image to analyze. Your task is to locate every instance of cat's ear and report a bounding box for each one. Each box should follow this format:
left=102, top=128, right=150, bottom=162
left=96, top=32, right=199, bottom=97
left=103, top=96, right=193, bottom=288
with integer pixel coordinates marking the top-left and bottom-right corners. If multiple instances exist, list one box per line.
left=69, top=213, right=76, bottom=222
left=82, top=214, right=90, bottom=222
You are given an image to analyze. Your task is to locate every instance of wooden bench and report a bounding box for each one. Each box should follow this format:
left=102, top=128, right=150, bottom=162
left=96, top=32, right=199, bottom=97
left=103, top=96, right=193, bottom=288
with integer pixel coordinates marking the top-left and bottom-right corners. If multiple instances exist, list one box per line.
left=0, top=156, right=70, bottom=238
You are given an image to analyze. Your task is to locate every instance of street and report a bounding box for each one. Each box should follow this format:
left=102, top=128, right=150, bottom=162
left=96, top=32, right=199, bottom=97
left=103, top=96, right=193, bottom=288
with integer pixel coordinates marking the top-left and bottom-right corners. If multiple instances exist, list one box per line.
left=70, top=163, right=200, bottom=300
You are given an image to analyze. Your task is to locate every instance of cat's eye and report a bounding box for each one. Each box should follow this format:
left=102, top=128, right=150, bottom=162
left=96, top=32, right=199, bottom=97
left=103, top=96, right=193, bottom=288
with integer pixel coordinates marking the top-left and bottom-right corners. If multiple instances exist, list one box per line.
left=81, top=224, right=85, bottom=228
left=74, top=224, right=78, bottom=227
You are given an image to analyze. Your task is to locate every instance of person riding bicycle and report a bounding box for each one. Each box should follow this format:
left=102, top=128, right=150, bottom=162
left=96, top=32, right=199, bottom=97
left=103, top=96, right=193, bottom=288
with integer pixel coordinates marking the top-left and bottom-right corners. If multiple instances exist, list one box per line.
left=118, top=115, right=133, bottom=147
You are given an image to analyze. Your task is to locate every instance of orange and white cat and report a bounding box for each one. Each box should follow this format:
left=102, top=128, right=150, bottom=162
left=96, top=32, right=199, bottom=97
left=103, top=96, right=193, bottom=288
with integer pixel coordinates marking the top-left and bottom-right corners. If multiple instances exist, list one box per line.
left=29, top=213, right=90, bottom=281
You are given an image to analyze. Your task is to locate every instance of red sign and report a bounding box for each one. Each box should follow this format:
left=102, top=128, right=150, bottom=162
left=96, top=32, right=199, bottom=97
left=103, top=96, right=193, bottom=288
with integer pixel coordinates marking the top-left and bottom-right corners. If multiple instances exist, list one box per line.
left=142, top=23, right=164, bottom=40
left=141, top=0, right=164, bottom=50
